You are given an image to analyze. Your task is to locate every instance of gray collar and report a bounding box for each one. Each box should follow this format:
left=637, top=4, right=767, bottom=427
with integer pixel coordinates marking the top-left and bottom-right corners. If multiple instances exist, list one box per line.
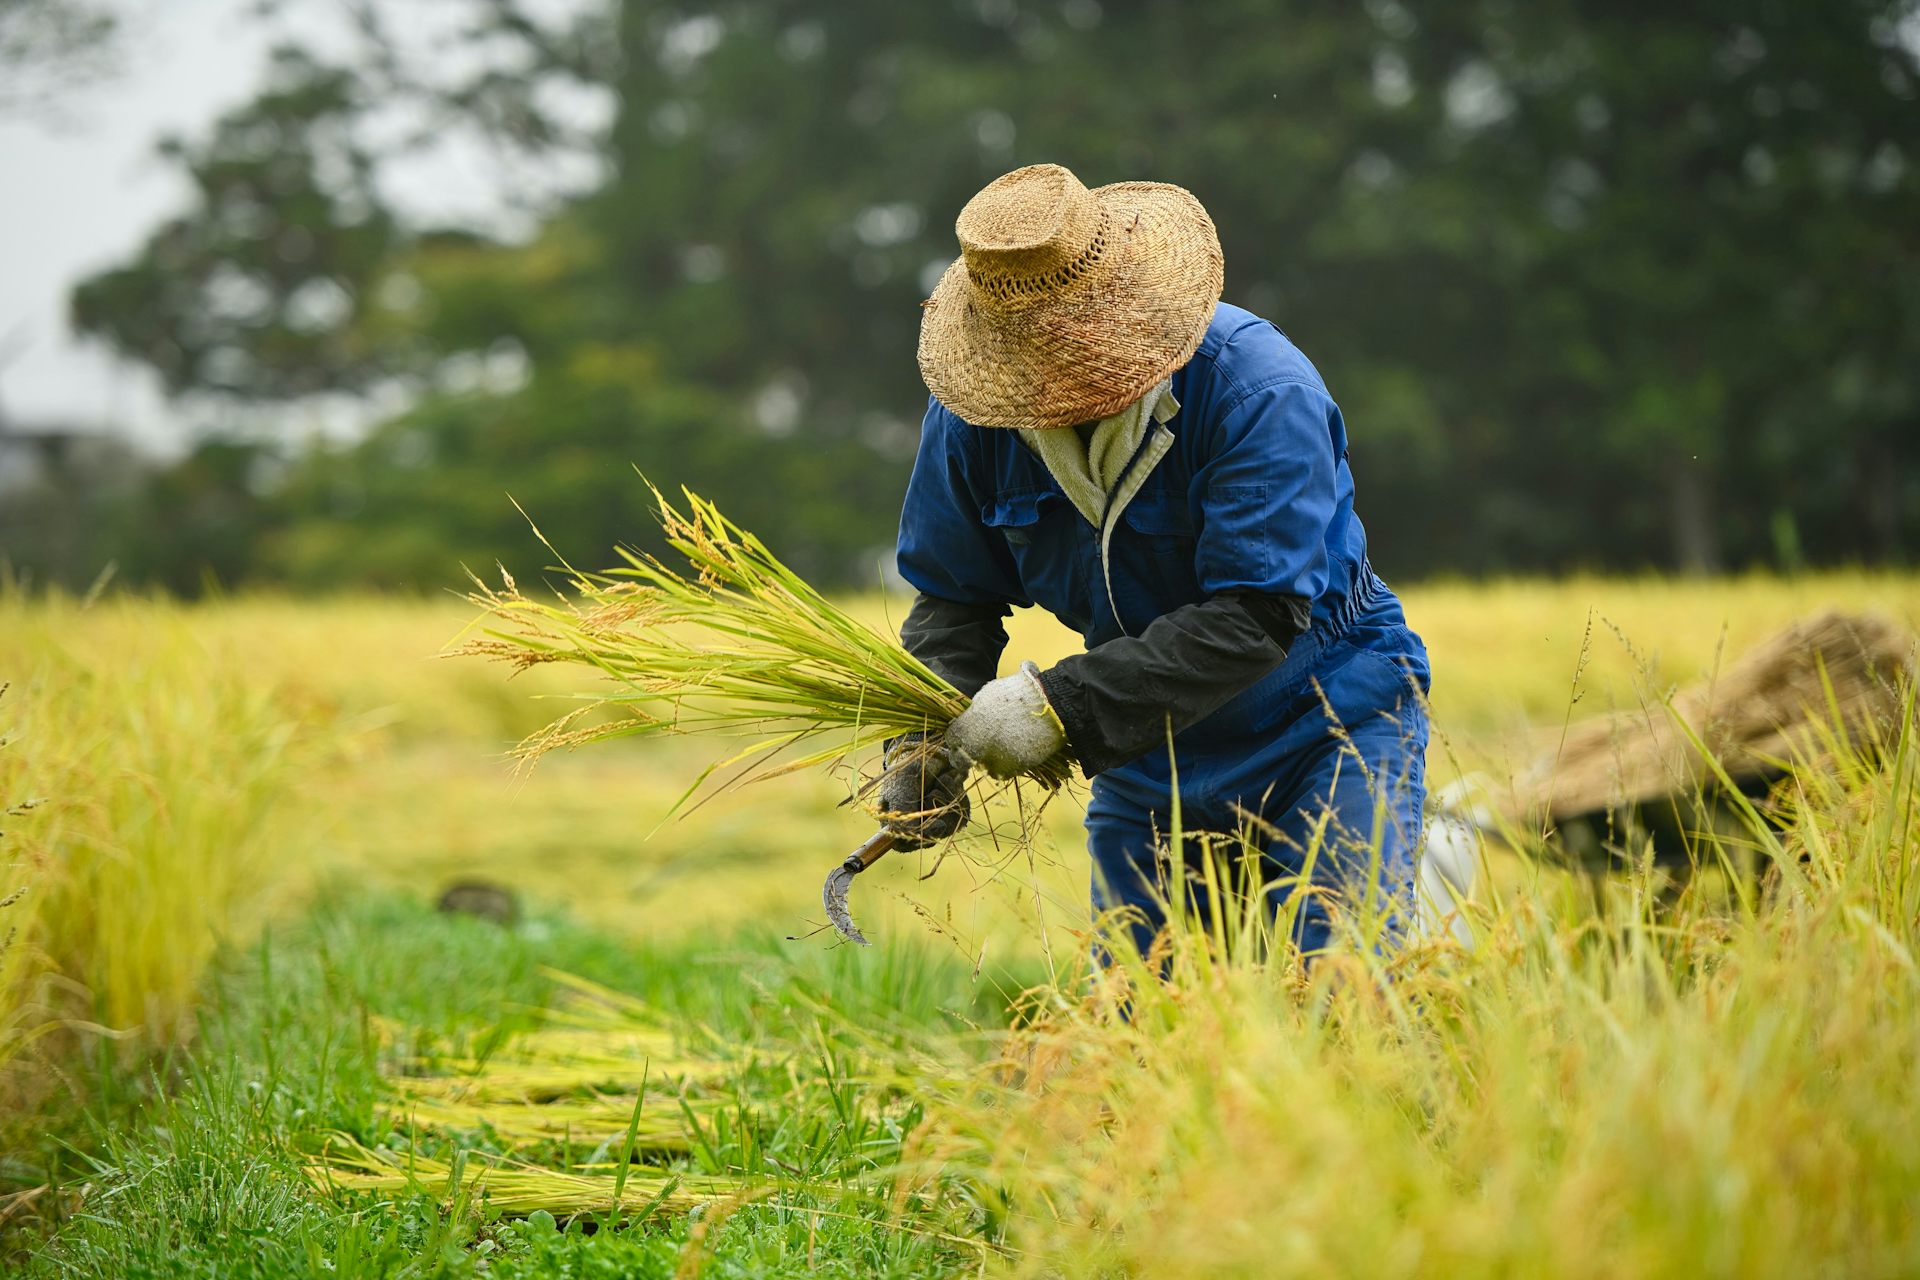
left=1016, top=379, right=1178, bottom=529
left=1016, top=381, right=1179, bottom=635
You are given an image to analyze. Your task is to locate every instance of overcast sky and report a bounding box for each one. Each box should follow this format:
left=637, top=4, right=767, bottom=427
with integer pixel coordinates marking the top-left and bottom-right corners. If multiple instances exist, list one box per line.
left=0, top=0, right=281, bottom=451
left=0, top=0, right=589, bottom=456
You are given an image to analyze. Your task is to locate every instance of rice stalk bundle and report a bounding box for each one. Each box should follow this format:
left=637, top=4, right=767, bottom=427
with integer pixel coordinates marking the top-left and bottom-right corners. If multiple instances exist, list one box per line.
left=307, top=1134, right=746, bottom=1219
left=458, top=483, right=1074, bottom=808
left=1500, top=609, right=1918, bottom=827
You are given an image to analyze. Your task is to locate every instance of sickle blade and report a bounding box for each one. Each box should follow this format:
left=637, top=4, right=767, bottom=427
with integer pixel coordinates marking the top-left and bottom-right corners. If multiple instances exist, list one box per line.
left=819, top=829, right=896, bottom=945
left=822, top=864, right=870, bottom=945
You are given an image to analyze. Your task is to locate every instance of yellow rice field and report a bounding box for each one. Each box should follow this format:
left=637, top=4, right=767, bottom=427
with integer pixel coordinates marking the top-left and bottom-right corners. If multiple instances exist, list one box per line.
left=4, top=573, right=1918, bottom=1277
left=5, top=572, right=1915, bottom=978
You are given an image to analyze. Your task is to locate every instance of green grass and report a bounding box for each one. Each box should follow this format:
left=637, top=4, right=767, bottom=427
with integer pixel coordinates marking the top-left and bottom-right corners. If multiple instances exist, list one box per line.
left=12, top=891, right=1025, bottom=1277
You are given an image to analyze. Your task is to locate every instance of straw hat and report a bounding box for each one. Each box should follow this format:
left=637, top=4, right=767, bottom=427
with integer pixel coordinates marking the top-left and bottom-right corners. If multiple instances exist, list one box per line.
left=917, top=163, right=1223, bottom=430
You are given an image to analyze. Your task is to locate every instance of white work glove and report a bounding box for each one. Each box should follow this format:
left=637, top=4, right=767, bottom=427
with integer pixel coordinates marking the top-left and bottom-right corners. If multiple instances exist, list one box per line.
left=944, top=661, right=1067, bottom=779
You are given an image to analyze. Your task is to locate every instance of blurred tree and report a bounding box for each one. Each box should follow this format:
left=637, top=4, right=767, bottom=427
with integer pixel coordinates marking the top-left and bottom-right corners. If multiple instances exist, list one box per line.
left=0, top=428, right=142, bottom=589
left=0, top=0, right=117, bottom=118
left=105, top=439, right=284, bottom=594
left=1408, top=0, right=1920, bottom=572
left=42, top=0, right=1920, bottom=595
left=69, top=49, right=416, bottom=400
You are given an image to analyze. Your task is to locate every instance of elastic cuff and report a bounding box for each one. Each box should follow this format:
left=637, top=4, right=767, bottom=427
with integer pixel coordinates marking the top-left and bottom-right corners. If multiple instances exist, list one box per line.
left=1034, top=663, right=1104, bottom=776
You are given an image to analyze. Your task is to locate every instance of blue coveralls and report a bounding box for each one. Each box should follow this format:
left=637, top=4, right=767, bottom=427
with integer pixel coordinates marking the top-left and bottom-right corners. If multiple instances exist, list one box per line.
left=896, top=303, right=1430, bottom=956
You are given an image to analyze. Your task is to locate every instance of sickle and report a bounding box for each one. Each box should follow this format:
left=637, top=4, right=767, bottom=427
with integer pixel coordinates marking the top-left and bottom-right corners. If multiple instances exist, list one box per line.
left=820, top=829, right=899, bottom=945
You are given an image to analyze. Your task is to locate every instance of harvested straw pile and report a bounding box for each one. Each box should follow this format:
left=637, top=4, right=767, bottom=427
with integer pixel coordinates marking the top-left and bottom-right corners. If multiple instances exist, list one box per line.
left=458, top=483, right=1072, bottom=808
left=1510, top=610, right=1916, bottom=827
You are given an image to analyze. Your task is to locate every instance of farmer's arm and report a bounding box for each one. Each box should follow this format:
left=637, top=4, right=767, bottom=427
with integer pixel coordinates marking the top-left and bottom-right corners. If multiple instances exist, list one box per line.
left=900, top=594, right=1009, bottom=699
left=1035, top=379, right=1334, bottom=775
left=875, top=399, right=1028, bottom=845
left=894, top=398, right=1026, bottom=698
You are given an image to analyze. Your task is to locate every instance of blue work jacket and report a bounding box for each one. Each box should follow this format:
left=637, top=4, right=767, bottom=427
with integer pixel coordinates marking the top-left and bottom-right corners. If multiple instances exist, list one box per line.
left=896, top=302, right=1414, bottom=757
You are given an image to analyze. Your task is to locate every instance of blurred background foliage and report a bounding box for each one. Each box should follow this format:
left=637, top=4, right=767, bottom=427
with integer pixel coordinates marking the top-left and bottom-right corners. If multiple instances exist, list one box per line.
left=3, top=0, right=1917, bottom=593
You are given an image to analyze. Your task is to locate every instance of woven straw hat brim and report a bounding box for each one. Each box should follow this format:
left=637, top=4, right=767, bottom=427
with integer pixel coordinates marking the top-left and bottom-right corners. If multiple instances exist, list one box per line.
left=918, top=181, right=1223, bottom=430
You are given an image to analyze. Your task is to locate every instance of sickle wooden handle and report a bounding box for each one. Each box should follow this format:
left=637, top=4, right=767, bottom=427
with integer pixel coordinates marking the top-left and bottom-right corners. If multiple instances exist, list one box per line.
left=841, top=828, right=898, bottom=876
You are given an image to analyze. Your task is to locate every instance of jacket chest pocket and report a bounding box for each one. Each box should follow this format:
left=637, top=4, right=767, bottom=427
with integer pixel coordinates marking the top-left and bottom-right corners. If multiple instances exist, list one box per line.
left=983, top=491, right=1056, bottom=547
left=1115, top=489, right=1203, bottom=610
left=981, top=490, right=1094, bottom=630
left=1120, top=489, right=1196, bottom=540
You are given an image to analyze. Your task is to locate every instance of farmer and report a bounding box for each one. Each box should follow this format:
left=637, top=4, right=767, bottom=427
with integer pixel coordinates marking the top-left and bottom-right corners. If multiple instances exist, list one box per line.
left=878, top=163, right=1431, bottom=958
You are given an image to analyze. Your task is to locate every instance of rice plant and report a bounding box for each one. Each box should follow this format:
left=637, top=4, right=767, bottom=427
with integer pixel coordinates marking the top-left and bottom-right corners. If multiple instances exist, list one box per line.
left=0, top=684, right=45, bottom=1093
left=914, top=684, right=1920, bottom=1279
left=0, top=594, right=320, bottom=1058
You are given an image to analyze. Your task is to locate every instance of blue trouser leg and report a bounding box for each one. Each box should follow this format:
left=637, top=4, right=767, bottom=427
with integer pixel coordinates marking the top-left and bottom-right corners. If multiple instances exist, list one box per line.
left=1086, top=626, right=1429, bottom=959
left=1085, top=796, right=1173, bottom=961
left=1241, top=646, right=1428, bottom=954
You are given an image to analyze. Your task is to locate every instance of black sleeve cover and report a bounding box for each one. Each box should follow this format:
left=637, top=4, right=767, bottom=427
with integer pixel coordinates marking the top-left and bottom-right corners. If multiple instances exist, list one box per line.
left=899, top=591, right=1013, bottom=699
left=1035, top=591, right=1311, bottom=777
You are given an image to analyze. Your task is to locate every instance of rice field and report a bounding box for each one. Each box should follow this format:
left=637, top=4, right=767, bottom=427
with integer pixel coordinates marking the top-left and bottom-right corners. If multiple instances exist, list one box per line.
left=2, top=572, right=1917, bottom=1277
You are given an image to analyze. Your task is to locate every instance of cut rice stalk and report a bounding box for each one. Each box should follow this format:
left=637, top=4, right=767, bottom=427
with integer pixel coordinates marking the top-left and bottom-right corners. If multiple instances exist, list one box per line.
left=307, top=1134, right=745, bottom=1219
left=391, top=1064, right=733, bottom=1105
left=386, top=1017, right=738, bottom=1089
left=377, top=1093, right=704, bottom=1154
left=377, top=970, right=745, bottom=1104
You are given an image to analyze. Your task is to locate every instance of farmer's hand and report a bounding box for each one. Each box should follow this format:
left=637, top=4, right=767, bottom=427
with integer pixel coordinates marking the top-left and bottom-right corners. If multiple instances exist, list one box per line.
left=877, top=734, right=970, bottom=850
left=945, top=661, right=1067, bottom=779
